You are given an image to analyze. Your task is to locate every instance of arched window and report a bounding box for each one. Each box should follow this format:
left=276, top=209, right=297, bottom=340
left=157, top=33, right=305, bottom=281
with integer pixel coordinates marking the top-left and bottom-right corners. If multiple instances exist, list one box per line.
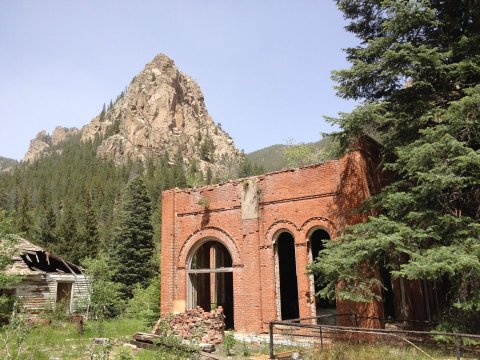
left=187, top=240, right=234, bottom=328
left=308, top=228, right=336, bottom=320
left=274, top=232, right=300, bottom=320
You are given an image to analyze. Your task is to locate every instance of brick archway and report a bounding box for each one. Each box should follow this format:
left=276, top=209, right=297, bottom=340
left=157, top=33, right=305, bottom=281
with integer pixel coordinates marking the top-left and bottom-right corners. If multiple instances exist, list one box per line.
left=265, top=220, right=300, bottom=245
left=300, top=217, right=337, bottom=240
left=177, top=227, right=241, bottom=269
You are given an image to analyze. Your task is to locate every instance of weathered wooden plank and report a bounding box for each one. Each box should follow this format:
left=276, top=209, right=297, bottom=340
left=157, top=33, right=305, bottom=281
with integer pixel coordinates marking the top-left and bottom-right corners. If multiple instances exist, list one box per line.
left=133, top=332, right=161, bottom=343
left=11, top=273, right=91, bottom=314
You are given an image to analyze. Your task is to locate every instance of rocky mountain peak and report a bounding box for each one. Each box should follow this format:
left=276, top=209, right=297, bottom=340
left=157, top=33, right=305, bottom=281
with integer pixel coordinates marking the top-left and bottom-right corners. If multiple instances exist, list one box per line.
left=22, top=53, right=242, bottom=180
left=80, top=53, right=241, bottom=177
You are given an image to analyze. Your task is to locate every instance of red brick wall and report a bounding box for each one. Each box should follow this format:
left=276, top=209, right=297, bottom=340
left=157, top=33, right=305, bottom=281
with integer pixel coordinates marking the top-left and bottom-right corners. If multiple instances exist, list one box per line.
left=160, top=144, right=384, bottom=333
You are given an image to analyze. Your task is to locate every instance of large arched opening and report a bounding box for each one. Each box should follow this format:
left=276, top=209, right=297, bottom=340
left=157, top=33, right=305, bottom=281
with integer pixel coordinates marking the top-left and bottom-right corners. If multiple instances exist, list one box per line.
left=187, top=240, right=234, bottom=329
left=275, top=232, right=300, bottom=320
left=309, top=229, right=336, bottom=320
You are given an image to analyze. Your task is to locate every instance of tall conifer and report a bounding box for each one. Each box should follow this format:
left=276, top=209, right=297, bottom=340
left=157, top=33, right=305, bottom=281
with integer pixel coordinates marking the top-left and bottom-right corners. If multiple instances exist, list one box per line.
left=16, top=192, right=32, bottom=237
left=55, top=205, right=78, bottom=263
left=36, top=204, right=56, bottom=249
left=311, top=0, right=480, bottom=329
left=79, top=192, right=99, bottom=258
left=112, top=176, right=154, bottom=299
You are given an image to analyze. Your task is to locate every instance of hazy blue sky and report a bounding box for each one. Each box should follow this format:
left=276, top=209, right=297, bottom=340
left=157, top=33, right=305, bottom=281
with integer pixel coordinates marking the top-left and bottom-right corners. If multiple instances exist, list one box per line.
left=0, top=1, right=358, bottom=160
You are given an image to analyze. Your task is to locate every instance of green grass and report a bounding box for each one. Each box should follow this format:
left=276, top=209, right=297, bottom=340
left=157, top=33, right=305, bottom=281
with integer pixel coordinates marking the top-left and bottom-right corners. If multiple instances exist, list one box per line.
left=299, top=342, right=464, bottom=360
left=3, top=320, right=468, bottom=360
left=0, top=317, right=153, bottom=359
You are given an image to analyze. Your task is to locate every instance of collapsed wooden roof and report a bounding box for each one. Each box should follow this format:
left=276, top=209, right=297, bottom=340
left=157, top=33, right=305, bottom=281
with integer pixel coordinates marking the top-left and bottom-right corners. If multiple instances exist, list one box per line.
left=3, top=236, right=84, bottom=276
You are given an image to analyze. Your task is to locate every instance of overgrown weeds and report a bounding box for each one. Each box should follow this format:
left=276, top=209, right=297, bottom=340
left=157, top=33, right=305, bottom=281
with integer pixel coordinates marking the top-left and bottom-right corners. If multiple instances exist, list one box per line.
left=0, top=317, right=145, bottom=359
left=305, top=343, right=457, bottom=360
left=0, top=304, right=30, bottom=360
left=152, top=317, right=200, bottom=359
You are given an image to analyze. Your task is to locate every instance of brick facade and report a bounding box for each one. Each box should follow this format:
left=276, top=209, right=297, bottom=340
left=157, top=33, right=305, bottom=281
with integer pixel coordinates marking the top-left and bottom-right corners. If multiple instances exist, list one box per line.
left=160, top=139, right=385, bottom=333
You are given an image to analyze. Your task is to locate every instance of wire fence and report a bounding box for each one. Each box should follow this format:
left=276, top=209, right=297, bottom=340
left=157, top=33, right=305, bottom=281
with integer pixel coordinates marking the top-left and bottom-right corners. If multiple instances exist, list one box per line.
left=268, top=314, right=480, bottom=359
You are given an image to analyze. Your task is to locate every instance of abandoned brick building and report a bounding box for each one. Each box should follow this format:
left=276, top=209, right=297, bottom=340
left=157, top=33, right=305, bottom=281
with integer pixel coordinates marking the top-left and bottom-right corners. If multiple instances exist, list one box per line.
left=160, top=138, right=441, bottom=333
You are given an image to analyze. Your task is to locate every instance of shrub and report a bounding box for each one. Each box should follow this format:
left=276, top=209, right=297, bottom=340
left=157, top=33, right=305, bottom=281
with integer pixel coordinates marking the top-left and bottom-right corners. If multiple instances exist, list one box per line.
left=223, top=331, right=236, bottom=356
left=125, top=276, right=160, bottom=327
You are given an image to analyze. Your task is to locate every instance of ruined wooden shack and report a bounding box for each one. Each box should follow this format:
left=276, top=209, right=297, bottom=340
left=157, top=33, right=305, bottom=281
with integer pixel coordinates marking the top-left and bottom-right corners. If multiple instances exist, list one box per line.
left=3, top=237, right=90, bottom=315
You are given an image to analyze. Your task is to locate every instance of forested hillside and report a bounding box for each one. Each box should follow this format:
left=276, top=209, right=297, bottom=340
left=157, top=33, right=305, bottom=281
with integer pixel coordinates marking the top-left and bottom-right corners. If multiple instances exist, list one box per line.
left=0, top=157, right=17, bottom=172
left=246, top=144, right=290, bottom=172
left=246, top=137, right=335, bottom=172
left=0, top=53, right=267, bottom=268
left=0, top=132, right=260, bottom=266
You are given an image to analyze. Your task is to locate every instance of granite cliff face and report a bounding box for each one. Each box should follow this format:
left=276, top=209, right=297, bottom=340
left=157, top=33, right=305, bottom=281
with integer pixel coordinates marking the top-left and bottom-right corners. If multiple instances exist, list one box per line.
left=23, top=127, right=79, bottom=162
left=23, top=131, right=50, bottom=162
left=23, top=54, right=242, bottom=177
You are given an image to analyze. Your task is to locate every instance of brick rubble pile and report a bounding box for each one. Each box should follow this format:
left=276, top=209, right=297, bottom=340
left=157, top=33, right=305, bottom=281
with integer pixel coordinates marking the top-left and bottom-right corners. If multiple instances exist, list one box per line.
left=152, top=306, right=225, bottom=345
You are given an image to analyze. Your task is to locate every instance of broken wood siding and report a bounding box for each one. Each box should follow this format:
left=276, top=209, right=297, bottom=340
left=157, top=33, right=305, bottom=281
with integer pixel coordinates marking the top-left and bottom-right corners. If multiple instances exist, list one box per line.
left=15, top=275, right=53, bottom=313
left=47, top=274, right=90, bottom=313
left=15, top=274, right=90, bottom=314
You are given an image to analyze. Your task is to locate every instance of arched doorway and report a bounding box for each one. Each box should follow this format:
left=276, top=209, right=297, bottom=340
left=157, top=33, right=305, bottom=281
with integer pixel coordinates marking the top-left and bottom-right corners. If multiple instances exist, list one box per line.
left=275, top=232, right=300, bottom=320
left=309, top=229, right=336, bottom=320
left=187, top=240, right=234, bottom=329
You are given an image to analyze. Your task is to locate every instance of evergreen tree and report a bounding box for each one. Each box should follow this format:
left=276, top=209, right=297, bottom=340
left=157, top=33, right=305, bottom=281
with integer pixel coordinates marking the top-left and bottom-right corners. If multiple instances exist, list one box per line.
left=0, top=210, right=21, bottom=277
left=78, top=192, right=99, bottom=260
left=200, top=134, right=215, bottom=162
left=205, top=167, right=213, bottom=184
left=99, top=103, right=106, bottom=121
left=0, top=133, right=136, bottom=254
left=15, top=192, right=32, bottom=237
left=35, top=204, right=56, bottom=250
left=0, top=211, right=23, bottom=321
left=172, top=150, right=187, bottom=188
left=311, top=0, right=480, bottom=330
left=55, top=204, right=79, bottom=263
left=237, top=158, right=265, bottom=178
left=113, top=176, right=155, bottom=299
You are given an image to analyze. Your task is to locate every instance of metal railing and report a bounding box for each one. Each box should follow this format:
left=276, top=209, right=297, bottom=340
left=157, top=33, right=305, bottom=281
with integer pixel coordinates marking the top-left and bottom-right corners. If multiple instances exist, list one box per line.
left=268, top=314, right=480, bottom=359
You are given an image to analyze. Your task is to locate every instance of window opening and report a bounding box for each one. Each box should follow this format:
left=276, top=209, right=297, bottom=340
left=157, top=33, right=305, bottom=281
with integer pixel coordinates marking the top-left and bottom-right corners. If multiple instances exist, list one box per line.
left=188, top=240, right=234, bottom=329
left=380, top=263, right=395, bottom=319
left=309, top=229, right=336, bottom=321
left=277, top=232, right=300, bottom=320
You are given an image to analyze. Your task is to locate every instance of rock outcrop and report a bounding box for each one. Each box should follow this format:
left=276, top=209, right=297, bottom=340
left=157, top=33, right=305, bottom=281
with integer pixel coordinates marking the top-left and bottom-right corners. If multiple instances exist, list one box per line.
left=84, top=54, right=241, bottom=174
left=51, top=126, right=79, bottom=146
left=24, top=54, right=242, bottom=178
left=23, top=131, right=51, bottom=162
left=23, top=127, right=78, bottom=162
